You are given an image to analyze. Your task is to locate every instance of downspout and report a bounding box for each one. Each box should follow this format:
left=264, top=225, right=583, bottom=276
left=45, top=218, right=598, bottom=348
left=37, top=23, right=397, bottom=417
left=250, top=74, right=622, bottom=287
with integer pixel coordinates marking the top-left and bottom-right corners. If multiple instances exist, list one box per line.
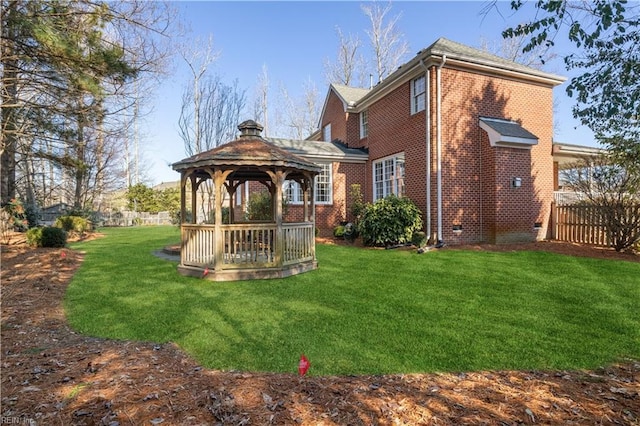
left=419, top=59, right=431, bottom=241
left=436, top=54, right=446, bottom=243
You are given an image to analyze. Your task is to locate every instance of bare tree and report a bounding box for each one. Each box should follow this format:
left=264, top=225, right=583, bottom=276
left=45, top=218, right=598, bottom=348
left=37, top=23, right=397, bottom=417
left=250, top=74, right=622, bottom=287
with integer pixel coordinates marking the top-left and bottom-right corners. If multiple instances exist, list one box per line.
left=178, top=35, right=219, bottom=156
left=324, top=27, right=367, bottom=87
left=361, top=1, right=410, bottom=84
left=277, top=79, right=320, bottom=140
left=252, top=64, right=270, bottom=136
left=178, top=74, right=246, bottom=155
left=478, top=35, right=557, bottom=70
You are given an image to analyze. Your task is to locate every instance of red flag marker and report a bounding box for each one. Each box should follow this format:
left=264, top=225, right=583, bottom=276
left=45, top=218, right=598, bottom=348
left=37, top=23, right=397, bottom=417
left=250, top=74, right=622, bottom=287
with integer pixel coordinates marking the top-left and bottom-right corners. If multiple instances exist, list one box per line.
left=298, top=354, right=310, bottom=376
left=202, top=267, right=209, bottom=278
left=60, top=250, right=67, bottom=259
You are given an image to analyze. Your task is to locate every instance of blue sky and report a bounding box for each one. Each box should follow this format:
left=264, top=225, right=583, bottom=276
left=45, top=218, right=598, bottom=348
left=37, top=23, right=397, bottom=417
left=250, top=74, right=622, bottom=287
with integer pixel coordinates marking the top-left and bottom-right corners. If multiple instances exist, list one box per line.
left=144, top=1, right=597, bottom=185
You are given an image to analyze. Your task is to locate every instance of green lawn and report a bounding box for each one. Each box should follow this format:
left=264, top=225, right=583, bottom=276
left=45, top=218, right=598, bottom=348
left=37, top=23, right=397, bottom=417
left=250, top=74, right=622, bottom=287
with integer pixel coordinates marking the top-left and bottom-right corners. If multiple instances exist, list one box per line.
left=65, top=226, right=640, bottom=376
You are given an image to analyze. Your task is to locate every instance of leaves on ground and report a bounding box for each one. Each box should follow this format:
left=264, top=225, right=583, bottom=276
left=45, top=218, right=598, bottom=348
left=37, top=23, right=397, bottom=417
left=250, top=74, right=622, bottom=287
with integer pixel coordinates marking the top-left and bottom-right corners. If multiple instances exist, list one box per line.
left=2, top=233, right=639, bottom=424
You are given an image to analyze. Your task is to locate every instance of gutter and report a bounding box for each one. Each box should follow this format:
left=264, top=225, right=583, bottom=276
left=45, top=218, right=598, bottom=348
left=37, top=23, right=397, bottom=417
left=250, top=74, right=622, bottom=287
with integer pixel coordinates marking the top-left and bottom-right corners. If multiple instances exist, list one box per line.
left=419, top=59, right=431, bottom=241
left=436, top=54, right=446, bottom=242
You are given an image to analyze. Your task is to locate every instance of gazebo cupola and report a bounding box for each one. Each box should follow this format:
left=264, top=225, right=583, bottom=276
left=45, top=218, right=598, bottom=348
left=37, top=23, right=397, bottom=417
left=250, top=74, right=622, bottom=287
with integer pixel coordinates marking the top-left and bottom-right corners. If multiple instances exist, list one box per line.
left=172, top=120, right=321, bottom=281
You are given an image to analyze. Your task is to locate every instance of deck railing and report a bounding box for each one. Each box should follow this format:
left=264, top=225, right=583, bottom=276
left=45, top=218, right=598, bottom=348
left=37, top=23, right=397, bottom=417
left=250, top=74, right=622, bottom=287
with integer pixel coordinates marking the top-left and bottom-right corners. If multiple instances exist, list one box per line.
left=181, top=222, right=315, bottom=270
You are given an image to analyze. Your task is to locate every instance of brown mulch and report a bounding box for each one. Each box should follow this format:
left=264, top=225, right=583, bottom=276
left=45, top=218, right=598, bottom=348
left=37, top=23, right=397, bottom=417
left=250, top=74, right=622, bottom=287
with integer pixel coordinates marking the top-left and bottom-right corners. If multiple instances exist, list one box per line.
left=1, top=233, right=639, bottom=425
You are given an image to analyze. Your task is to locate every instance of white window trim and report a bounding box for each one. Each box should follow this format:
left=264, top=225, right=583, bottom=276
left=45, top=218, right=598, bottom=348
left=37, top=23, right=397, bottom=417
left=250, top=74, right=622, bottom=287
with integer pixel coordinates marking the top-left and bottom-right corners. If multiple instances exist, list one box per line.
left=372, top=153, right=405, bottom=201
left=284, top=163, right=333, bottom=205
left=360, top=110, right=368, bottom=139
left=411, top=76, right=426, bottom=115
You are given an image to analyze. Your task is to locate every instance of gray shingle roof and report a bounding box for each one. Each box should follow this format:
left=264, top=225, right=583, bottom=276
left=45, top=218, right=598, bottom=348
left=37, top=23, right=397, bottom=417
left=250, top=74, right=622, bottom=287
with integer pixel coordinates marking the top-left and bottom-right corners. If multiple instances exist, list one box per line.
left=479, top=117, right=538, bottom=140
left=331, top=84, right=371, bottom=105
left=426, top=37, right=558, bottom=80
left=266, top=138, right=368, bottom=163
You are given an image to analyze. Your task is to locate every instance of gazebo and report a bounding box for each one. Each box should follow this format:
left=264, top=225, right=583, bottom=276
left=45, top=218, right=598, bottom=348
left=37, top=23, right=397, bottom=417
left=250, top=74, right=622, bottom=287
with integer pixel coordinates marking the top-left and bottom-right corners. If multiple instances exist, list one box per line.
left=172, top=120, right=321, bottom=281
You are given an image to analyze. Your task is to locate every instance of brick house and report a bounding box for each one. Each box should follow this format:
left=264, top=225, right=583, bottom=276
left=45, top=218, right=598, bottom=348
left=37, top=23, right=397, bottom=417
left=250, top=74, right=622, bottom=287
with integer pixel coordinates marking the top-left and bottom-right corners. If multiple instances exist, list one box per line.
left=267, top=37, right=569, bottom=245
left=227, top=37, right=580, bottom=245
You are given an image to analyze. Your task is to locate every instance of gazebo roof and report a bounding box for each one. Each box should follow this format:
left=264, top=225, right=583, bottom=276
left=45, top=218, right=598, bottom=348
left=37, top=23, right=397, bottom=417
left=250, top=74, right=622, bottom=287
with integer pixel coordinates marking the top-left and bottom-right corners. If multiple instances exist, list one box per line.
left=172, top=120, right=321, bottom=177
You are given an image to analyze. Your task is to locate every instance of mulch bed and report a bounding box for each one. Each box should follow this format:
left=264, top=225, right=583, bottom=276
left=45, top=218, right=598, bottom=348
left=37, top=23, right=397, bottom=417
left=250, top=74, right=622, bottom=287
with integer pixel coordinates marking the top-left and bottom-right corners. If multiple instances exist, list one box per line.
left=1, top=233, right=638, bottom=425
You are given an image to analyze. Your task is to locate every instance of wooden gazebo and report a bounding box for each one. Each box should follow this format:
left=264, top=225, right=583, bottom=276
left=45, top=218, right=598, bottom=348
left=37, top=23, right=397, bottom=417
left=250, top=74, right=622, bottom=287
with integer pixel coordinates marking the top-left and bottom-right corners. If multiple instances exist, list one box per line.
left=172, top=120, right=321, bottom=281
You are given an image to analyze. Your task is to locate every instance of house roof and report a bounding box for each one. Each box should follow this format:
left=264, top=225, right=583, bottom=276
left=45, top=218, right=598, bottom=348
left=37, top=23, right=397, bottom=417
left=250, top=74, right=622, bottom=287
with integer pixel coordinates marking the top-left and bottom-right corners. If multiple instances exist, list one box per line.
left=426, top=38, right=562, bottom=82
left=267, top=137, right=368, bottom=163
left=331, top=84, right=371, bottom=106
left=318, top=84, right=372, bottom=129
left=478, top=117, right=538, bottom=148
left=338, top=37, right=566, bottom=111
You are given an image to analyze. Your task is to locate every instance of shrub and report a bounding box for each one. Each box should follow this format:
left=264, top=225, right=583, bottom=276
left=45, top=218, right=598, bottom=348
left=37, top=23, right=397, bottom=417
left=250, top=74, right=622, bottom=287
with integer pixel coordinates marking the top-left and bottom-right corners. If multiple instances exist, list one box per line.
left=246, top=190, right=273, bottom=221
left=412, top=231, right=427, bottom=247
left=26, top=226, right=67, bottom=248
left=358, top=195, right=423, bottom=247
left=2, top=199, right=29, bottom=231
left=55, top=215, right=92, bottom=233
left=333, top=225, right=345, bottom=237
left=349, top=184, right=365, bottom=224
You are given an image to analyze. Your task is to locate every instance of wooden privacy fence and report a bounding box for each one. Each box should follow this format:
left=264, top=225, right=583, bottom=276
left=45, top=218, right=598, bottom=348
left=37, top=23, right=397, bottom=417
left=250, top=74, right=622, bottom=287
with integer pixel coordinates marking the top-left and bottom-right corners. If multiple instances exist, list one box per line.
left=553, top=203, right=640, bottom=247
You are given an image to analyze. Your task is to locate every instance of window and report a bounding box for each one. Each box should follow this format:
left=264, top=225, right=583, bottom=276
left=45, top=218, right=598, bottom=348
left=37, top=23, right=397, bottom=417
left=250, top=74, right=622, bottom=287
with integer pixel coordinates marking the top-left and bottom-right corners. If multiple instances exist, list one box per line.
left=284, top=180, right=303, bottom=204
left=360, top=110, right=368, bottom=138
left=373, top=154, right=405, bottom=200
left=411, top=75, right=425, bottom=114
left=315, top=163, right=332, bottom=204
left=284, top=163, right=333, bottom=205
left=322, top=123, right=332, bottom=141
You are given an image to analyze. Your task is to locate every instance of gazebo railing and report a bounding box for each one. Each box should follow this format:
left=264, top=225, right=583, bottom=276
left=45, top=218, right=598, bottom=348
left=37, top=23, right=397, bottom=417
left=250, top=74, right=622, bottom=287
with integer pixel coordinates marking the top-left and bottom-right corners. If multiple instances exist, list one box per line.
left=283, top=222, right=315, bottom=265
left=181, top=222, right=315, bottom=271
left=181, top=224, right=215, bottom=267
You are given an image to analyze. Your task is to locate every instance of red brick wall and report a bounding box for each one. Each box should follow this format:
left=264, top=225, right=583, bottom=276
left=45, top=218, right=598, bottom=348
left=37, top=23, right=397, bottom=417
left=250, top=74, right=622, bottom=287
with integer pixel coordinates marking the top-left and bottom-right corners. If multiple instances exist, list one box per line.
left=364, top=79, right=427, bottom=213
left=437, top=66, right=555, bottom=243
left=339, top=66, right=556, bottom=245
left=321, top=91, right=348, bottom=142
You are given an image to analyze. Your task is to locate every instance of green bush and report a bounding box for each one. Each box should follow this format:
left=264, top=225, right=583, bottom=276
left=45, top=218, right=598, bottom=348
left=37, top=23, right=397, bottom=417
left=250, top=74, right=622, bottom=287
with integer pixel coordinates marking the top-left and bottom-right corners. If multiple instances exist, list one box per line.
left=412, top=231, right=427, bottom=247
left=333, top=225, right=345, bottom=237
left=55, top=215, right=92, bottom=233
left=26, top=226, right=67, bottom=248
left=358, top=195, right=423, bottom=247
left=246, top=190, right=272, bottom=221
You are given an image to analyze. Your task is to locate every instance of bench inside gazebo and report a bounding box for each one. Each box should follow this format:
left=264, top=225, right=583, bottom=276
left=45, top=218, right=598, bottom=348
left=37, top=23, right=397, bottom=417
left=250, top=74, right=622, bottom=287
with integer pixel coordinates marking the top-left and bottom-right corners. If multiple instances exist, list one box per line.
left=172, top=120, right=320, bottom=281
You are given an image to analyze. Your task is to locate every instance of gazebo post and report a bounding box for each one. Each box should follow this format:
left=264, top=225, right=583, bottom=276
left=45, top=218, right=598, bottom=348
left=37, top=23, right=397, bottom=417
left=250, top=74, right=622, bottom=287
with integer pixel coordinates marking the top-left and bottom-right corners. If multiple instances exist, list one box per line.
left=190, top=174, right=197, bottom=224
left=309, top=175, right=316, bottom=261
left=180, top=172, right=187, bottom=224
left=212, top=169, right=233, bottom=269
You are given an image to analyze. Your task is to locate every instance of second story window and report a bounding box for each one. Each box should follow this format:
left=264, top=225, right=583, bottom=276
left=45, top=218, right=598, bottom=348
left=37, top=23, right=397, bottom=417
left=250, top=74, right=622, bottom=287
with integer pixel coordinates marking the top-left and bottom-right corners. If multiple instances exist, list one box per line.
left=360, top=110, right=368, bottom=139
left=322, top=123, right=332, bottom=141
left=411, top=75, right=426, bottom=114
